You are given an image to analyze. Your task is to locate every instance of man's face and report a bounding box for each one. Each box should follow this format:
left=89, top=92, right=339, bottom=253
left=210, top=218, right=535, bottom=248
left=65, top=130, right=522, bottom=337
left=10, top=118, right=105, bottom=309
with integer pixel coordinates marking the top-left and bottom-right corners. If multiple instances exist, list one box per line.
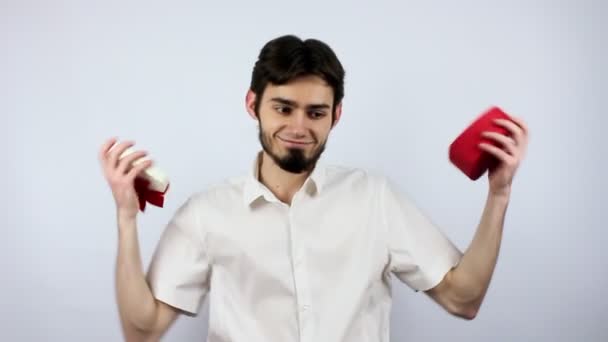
left=248, top=75, right=341, bottom=174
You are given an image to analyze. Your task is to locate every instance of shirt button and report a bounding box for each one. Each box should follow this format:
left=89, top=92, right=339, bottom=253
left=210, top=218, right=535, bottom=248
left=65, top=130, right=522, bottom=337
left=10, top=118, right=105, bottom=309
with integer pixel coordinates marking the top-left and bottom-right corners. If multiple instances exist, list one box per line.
left=301, top=305, right=309, bottom=312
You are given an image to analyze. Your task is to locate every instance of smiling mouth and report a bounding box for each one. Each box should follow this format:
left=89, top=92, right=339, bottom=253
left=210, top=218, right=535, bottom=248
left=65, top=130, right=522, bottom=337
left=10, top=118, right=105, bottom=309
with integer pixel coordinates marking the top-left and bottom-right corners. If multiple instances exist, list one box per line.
left=277, top=137, right=314, bottom=146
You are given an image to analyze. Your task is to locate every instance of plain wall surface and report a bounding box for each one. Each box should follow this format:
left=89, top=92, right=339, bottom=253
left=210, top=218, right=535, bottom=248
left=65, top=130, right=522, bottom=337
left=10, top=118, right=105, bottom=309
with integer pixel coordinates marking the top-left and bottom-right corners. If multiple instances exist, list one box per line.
left=2, top=0, right=606, bottom=341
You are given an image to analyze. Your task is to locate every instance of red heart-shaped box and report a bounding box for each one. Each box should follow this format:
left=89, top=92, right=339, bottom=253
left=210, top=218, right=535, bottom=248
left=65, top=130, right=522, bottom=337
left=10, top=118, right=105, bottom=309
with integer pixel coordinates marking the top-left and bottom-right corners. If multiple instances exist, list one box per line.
left=449, top=106, right=512, bottom=180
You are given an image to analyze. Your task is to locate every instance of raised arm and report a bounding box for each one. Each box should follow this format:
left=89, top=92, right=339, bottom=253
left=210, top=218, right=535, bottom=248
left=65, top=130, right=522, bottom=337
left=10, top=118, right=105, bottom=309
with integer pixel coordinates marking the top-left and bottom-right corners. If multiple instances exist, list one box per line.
left=99, top=138, right=180, bottom=341
left=425, top=115, right=529, bottom=319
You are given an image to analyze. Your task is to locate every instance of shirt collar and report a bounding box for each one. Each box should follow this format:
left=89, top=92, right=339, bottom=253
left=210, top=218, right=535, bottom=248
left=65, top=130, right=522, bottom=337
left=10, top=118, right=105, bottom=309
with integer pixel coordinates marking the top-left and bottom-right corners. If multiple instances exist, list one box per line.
left=243, top=151, right=326, bottom=207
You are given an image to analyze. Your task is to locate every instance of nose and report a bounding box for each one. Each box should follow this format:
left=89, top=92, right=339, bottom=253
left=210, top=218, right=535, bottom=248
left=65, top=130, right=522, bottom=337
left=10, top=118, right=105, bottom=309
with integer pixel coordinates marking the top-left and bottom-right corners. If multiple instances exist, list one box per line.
left=284, top=110, right=310, bottom=139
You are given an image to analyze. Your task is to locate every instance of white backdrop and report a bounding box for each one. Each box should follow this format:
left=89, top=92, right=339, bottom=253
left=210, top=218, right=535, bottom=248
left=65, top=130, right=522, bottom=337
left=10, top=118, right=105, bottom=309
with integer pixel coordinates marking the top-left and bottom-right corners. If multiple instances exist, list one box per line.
left=2, top=0, right=606, bottom=341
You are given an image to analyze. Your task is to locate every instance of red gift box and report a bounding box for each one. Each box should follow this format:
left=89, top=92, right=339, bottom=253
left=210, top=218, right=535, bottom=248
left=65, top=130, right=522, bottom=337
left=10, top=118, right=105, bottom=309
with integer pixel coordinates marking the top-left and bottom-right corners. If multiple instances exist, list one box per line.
left=134, top=177, right=169, bottom=212
left=449, top=106, right=512, bottom=180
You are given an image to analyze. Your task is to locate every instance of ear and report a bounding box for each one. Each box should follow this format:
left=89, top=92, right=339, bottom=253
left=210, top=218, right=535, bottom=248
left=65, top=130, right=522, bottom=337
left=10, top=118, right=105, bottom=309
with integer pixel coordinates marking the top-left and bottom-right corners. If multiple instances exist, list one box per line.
left=245, top=90, right=258, bottom=121
left=331, top=102, right=343, bottom=128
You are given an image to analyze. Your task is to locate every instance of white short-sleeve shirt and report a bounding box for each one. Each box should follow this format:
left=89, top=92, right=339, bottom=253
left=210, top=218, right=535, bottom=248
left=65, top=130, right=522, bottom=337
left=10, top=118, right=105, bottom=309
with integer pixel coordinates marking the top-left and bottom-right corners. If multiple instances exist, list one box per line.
left=147, top=153, right=462, bottom=342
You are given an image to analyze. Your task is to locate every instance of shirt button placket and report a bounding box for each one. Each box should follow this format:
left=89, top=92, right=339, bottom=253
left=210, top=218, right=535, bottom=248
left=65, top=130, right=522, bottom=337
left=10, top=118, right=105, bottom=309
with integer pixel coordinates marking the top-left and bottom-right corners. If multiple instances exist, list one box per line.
left=289, top=206, right=311, bottom=342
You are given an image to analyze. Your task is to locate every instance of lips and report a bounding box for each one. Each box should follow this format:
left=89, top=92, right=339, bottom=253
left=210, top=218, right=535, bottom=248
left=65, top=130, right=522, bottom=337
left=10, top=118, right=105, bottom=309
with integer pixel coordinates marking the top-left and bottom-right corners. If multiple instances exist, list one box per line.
left=277, top=137, right=314, bottom=146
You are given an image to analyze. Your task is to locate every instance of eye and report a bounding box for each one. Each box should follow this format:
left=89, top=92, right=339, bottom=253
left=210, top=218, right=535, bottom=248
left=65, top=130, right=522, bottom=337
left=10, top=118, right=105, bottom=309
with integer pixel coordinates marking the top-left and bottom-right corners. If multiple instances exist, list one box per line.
left=309, top=111, right=327, bottom=119
left=275, top=106, right=292, bottom=115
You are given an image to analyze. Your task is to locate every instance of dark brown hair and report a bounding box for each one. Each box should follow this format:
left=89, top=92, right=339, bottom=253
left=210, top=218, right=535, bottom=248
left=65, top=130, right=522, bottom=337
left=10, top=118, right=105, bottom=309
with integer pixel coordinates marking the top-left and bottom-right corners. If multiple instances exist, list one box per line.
left=250, top=35, right=345, bottom=121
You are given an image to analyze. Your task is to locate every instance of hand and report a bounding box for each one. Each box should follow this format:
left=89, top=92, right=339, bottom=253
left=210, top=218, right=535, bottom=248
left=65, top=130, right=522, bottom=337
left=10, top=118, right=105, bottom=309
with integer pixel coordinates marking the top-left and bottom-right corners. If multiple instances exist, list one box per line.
left=478, top=116, right=529, bottom=197
left=98, top=137, right=153, bottom=221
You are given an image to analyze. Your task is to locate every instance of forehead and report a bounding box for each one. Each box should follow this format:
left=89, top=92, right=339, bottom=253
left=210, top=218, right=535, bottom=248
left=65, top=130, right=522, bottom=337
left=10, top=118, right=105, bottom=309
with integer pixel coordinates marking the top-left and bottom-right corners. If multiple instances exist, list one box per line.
left=262, top=75, right=334, bottom=105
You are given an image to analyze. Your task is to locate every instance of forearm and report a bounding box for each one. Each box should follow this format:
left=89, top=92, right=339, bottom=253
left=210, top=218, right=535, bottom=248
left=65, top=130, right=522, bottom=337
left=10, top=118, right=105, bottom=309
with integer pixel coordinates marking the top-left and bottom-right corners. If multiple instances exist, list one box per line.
left=450, top=190, right=510, bottom=305
left=115, top=216, right=159, bottom=336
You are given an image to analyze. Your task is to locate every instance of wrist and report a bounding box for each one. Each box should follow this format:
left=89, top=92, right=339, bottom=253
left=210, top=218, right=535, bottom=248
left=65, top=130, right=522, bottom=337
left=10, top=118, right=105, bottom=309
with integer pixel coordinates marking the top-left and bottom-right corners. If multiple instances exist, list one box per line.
left=489, top=185, right=512, bottom=199
left=117, top=211, right=137, bottom=230
left=487, top=191, right=511, bottom=208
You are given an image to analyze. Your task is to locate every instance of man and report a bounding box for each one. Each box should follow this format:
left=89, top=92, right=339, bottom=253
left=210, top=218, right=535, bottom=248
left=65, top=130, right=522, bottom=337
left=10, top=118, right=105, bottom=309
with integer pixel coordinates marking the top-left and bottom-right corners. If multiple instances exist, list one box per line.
left=99, top=35, right=529, bottom=342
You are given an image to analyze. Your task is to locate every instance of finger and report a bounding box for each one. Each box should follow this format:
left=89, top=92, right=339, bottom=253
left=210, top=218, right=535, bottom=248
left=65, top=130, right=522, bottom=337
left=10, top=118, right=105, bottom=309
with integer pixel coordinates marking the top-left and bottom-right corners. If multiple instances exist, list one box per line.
left=117, top=150, right=148, bottom=175
left=108, top=140, right=136, bottom=169
left=493, top=119, right=523, bottom=143
left=126, top=159, right=153, bottom=182
left=98, top=137, right=118, bottom=163
left=508, top=115, right=529, bottom=135
left=479, top=142, right=515, bottom=164
left=481, top=131, right=517, bottom=155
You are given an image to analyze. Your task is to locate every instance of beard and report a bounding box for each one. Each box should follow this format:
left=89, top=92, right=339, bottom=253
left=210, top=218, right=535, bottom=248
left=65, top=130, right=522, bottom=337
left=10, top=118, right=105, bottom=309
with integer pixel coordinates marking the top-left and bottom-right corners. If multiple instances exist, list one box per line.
left=258, top=125, right=327, bottom=174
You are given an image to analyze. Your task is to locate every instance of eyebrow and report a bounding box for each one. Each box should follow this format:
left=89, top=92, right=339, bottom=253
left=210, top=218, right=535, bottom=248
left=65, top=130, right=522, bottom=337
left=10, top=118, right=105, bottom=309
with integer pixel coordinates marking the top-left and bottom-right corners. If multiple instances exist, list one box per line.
left=270, top=97, right=331, bottom=111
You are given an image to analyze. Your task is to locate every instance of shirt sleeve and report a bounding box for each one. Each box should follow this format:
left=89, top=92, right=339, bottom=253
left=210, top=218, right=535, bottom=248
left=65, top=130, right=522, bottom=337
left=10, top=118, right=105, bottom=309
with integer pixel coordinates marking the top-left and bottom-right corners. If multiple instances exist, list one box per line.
left=146, top=195, right=211, bottom=316
left=380, top=177, right=463, bottom=292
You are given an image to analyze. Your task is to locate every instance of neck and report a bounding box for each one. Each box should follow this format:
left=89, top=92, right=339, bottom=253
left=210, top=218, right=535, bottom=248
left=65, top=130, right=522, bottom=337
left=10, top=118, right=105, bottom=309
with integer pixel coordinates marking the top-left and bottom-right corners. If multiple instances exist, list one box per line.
left=258, top=151, right=311, bottom=205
